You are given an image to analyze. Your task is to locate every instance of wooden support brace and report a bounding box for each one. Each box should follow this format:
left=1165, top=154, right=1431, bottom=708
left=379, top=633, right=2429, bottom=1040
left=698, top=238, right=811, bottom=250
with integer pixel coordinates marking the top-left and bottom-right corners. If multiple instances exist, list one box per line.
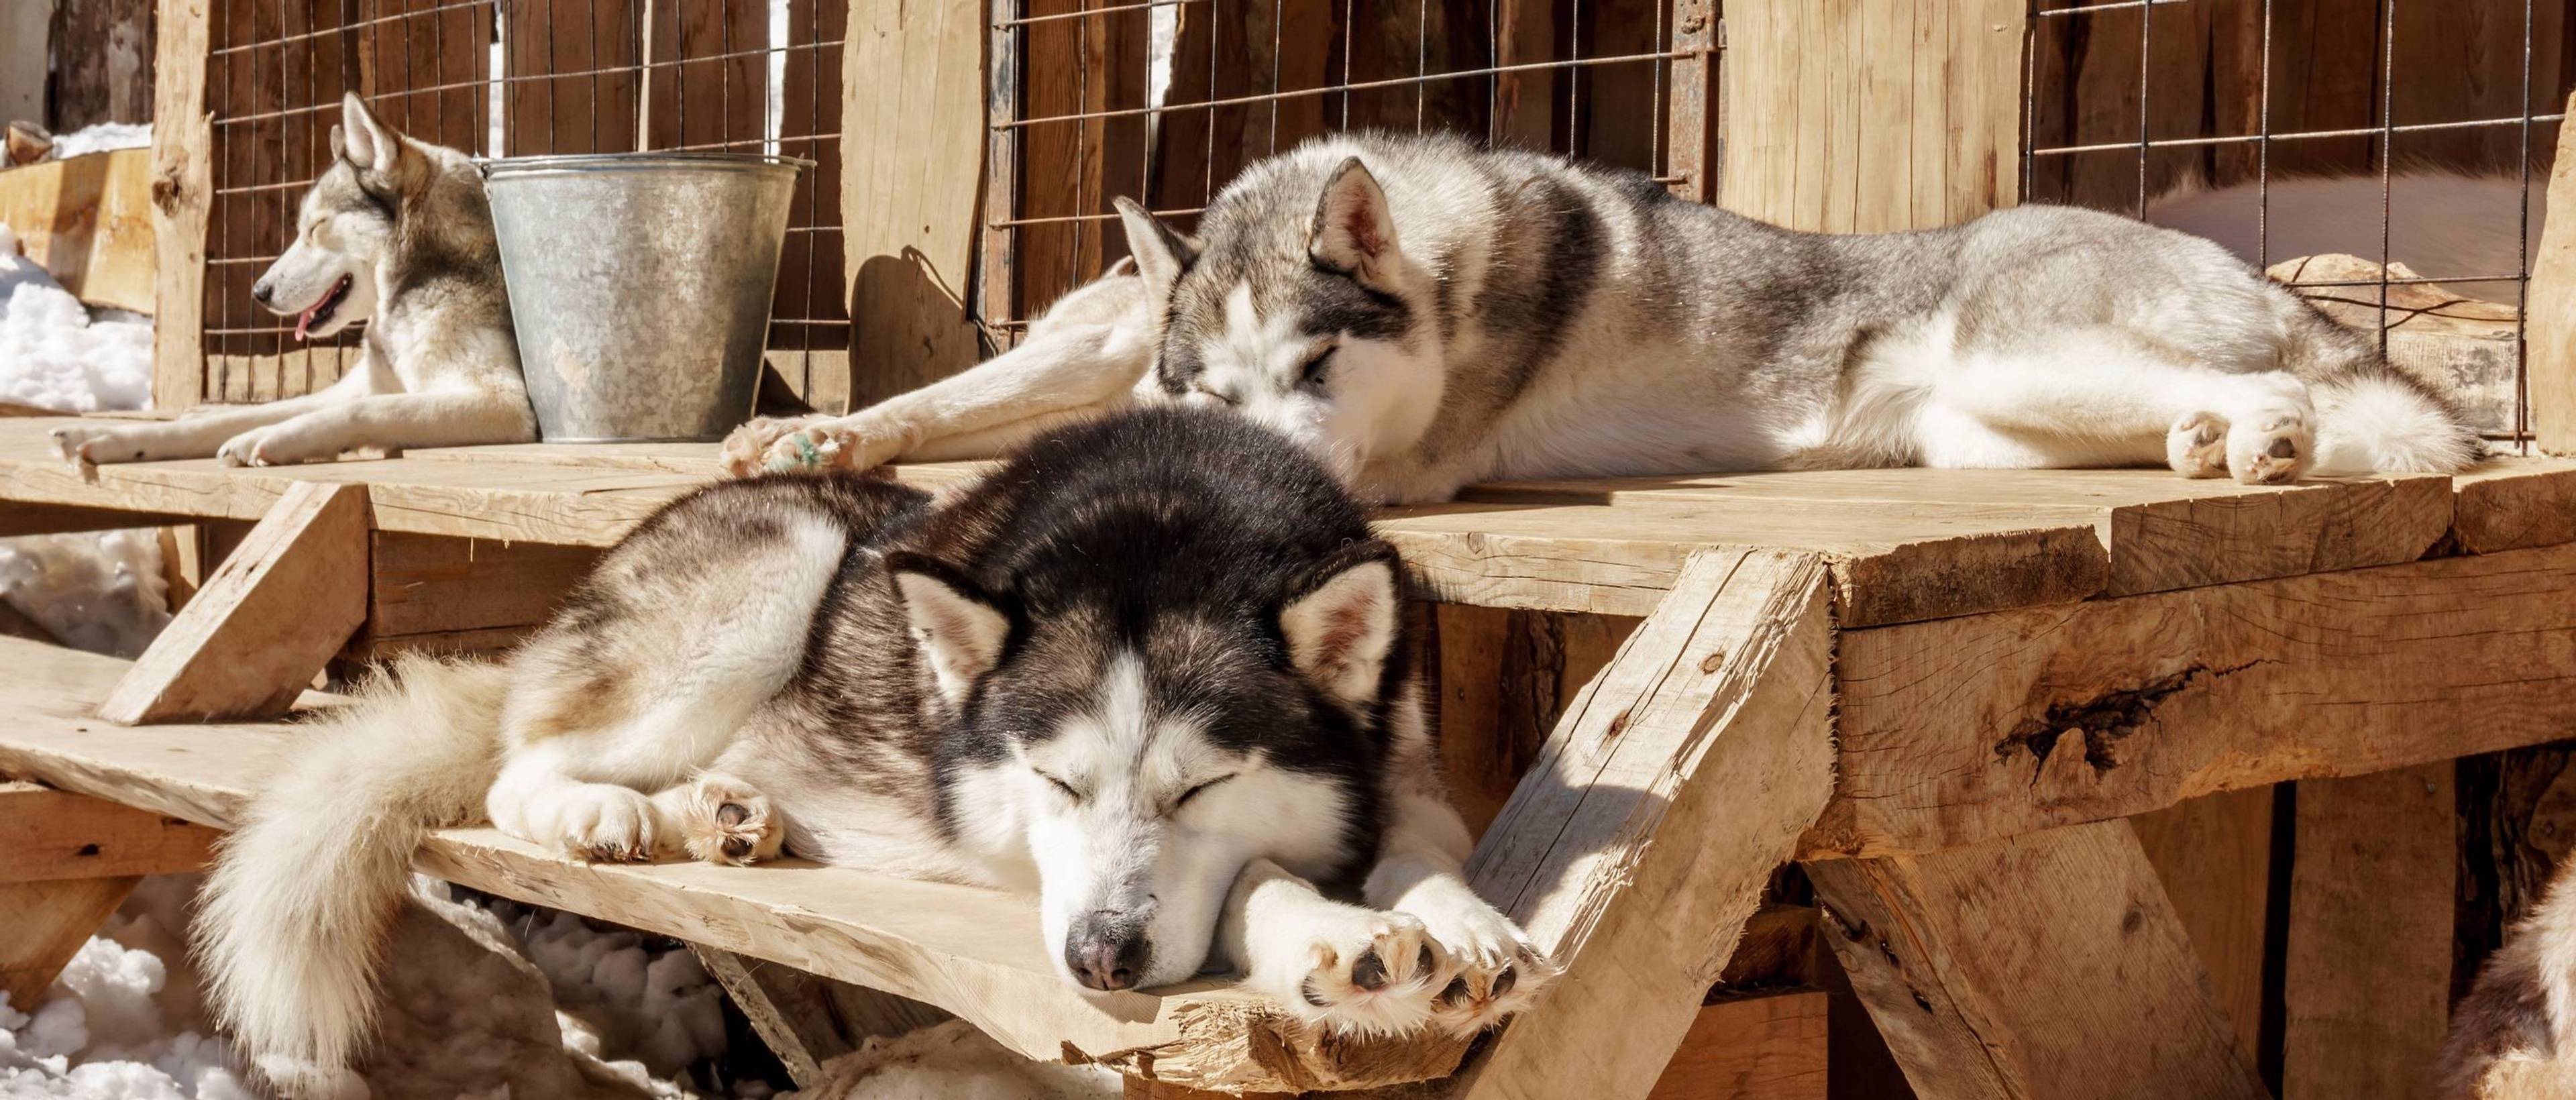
left=1804, top=818, right=2267, bottom=1100
left=692, top=946, right=949, bottom=1087
left=1436, top=549, right=1837, bottom=1100
left=100, top=480, right=368, bottom=724
left=2282, top=763, right=2457, bottom=1100
left=0, top=877, right=137, bottom=1011
left=0, top=782, right=218, bottom=883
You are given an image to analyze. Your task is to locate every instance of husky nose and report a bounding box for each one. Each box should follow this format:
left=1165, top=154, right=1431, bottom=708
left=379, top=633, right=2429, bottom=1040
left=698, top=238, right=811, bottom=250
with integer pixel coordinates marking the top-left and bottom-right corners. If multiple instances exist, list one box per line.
left=1065, top=910, right=1152, bottom=991
left=250, top=279, right=274, bottom=307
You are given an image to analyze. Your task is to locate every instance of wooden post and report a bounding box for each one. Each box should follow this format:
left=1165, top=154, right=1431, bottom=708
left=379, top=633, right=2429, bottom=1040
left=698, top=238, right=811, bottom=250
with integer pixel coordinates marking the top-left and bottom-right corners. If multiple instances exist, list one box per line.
left=2130, top=787, right=2277, bottom=1061
left=149, top=0, right=214, bottom=412
left=2522, top=89, right=2576, bottom=453
left=2282, top=763, right=2457, bottom=1099
left=844, top=0, right=986, bottom=406
left=1806, top=819, right=2267, bottom=1100
left=1717, top=0, right=2024, bottom=232
left=101, top=481, right=368, bottom=724
left=1442, top=550, right=1838, bottom=1100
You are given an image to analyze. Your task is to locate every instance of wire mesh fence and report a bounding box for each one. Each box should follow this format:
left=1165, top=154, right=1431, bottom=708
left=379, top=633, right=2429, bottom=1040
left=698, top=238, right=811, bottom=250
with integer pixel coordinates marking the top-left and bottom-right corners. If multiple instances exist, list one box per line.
left=976, top=0, right=1716, bottom=339
left=2023, top=0, right=2576, bottom=446
left=197, top=0, right=847, bottom=405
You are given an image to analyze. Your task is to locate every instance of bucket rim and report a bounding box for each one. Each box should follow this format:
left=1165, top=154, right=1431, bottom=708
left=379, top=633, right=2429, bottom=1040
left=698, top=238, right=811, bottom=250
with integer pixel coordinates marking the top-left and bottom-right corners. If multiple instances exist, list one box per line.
left=476, top=151, right=814, bottom=178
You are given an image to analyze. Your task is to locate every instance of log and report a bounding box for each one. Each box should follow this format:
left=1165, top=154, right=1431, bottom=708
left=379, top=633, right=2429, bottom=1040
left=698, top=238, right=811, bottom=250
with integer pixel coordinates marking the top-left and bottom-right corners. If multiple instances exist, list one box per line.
left=1806, top=819, right=2267, bottom=1100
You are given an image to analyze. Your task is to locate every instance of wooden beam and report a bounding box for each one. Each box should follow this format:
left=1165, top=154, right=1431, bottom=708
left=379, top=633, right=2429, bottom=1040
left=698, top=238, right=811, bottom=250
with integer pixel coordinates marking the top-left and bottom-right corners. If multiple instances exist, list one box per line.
left=0, top=876, right=138, bottom=1011
left=0, top=782, right=217, bottom=883
left=1644, top=989, right=1830, bottom=1100
left=148, top=0, right=213, bottom=411
left=100, top=480, right=368, bottom=723
left=1811, top=542, right=2576, bottom=858
left=1805, top=819, right=2267, bottom=1100
left=2131, top=786, right=2276, bottom=1059
left=844, top=0, right=985, bottom=406
left=2526, top=89, right=2576, bottom=455
left=1441, top=550, right=1837, bottom=1100
left=2282, top=764, right=2457, bottom=1099
left=692, top=946, right=949, bottom=1087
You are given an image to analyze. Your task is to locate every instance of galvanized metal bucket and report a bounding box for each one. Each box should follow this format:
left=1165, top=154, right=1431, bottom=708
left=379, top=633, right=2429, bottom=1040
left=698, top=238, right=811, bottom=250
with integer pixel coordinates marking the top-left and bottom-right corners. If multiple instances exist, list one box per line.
left=480, top=152, right=810, bottom=442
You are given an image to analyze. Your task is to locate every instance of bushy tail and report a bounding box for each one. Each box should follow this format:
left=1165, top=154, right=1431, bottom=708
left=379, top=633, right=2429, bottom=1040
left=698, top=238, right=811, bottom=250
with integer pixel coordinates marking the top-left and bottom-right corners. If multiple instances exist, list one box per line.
left=2309, top=372, right=2484, bottom=477
left=2435, top=861, right=2576, bottom=1098
left=193, top=654, right=513, bottom=1095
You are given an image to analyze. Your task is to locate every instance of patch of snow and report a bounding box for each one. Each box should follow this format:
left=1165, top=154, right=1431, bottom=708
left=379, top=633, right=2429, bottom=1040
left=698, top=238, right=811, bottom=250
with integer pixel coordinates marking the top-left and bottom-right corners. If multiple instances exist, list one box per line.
left=0, top=225, right=154, bottom=413
left=46, top=123, right=152, bottom=161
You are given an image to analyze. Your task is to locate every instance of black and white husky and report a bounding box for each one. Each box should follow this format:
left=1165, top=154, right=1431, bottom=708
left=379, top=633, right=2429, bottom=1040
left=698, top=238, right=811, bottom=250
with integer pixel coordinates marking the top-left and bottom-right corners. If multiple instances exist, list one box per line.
left=52, top=93, right=534, bottom=468
left=725, top=131, right=2479, bottom=500
left=197, top=408, right=1547, bottom=1095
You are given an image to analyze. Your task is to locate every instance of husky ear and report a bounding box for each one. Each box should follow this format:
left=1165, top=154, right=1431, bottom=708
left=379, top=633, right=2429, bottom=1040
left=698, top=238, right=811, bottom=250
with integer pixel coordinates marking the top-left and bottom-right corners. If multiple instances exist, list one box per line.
left=1114, top=197, right=1196, bottom=300
left=336, top=92, right=407, bottom=180
left=1307, top=157, right=1397, bottom=284
left=887, top=554, right=1011, bottom=706
left=1280, top=542, right=1402, bottom=706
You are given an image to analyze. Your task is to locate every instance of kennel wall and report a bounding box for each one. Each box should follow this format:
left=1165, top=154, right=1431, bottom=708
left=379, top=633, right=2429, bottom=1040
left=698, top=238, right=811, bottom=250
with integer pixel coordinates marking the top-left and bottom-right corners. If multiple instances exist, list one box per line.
left=148, top=0, right=850, bottom=414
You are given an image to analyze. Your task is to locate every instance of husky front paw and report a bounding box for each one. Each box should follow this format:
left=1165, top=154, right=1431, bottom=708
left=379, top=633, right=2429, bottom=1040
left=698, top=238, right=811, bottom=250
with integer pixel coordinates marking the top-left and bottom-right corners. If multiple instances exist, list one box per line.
left=50, top=424, right=150, bottom=468
left=218, top=424, right=333, bottom=467
left=2165, top=412, right=2230, bottom=478
left=2228, top=410, right=2311, bottom=485
left=667, top=773, right=786, bottom=866
left=720, top=416, right=824, bottom=476
left=1272, top=909, right=1447, bottom=1036
left=545, top=784, right=659, bottom=863
left=1409, top=895, right=1554, bottom=1036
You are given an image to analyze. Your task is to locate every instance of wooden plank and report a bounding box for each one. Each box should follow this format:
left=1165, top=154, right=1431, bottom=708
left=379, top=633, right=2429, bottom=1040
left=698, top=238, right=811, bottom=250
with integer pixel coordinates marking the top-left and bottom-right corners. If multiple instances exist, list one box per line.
left=0, top=501, right=192, bottom=537
left=2131, top=786, right=2275, bottom=1059
left=149, top=0, right=214, bottom=410
left=1467, top=467, right=2457, bottom=598
left=2531, top=89, right=2576, bottom=455
left=1719, top=0, right=2022, bottom=233
left=100, top=480, right=368, bottom=723
left=1806, top=820, right=2266, bottom=1100
left=0, top=637, right=1468, bottom=1093
left=2282, top=764, right=2457, bottom=1100
left=0, top=782, right=219, bottom=882
left=1443, top=550, right=1838, bottom=1100
left=1644, top=989, right=1830, bottom=1100
left=1812, top=543, right=2576, bottom=859
left=1382, top=498, right=2107, bottom=624
left=0, top=148, right=155, bottom=312
left=694, top=946, right=949, bottom=1086
left=845, top=0, right=985, bottom=406
left=358, top=532, right=601, bottom=642
left=0, top=875, right=138, bottom=1011
left=2454, top=458, right=2576, bottom=553
left=1430, top=606, right=1639, bottom=837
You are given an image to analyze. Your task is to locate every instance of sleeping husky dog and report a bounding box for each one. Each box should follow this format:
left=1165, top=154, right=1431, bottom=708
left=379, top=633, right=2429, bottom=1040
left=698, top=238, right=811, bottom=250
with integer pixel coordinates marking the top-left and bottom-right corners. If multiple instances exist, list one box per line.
left=52, top=93, right=533, bottom=468
left=725, top=131, right=2478, bottom=502
left=197, top=408, right=1546, bottom=1094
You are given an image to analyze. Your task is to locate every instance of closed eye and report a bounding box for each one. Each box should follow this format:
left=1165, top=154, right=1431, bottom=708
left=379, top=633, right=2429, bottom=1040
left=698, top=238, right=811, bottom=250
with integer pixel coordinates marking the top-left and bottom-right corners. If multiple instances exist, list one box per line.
left=1299, top=345, right=1338, bottom=387
left=1169, top=773, right=1238, bottom=816
left=1194, top=386, right=1239, bottom=406
left=1035, top=771, right=1084, bottom=804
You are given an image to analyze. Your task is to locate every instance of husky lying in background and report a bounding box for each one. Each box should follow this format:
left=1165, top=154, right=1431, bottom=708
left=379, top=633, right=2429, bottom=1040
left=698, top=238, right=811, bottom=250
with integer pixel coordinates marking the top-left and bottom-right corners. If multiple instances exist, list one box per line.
left=199, top=407, right=1546, bottom=1094
left=2438, top=861, right=2576, bottom=1099
left=729, top=131, right=2477, bottom=502
left=52, top=93, right=533, bottom=468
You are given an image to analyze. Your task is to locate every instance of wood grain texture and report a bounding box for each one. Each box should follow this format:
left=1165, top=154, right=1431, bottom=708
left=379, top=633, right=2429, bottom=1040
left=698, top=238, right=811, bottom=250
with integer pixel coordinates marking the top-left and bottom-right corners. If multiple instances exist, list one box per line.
left=0, top=148, right=154, bottom=312
left=2282, top=765, right=2457, bottom=1100
left=0, top=875, right=138, bottom=1012
left=354, top=532, right=601, bottom=654
left=1719, top=0, right=2023, bottom=233
left=1806, top=820, right=2267, bottom=1100
left=149, top=0, right=213, bottom=410
left=0, top=782, right=218, bottom=883
left=1813, top=543, right=2576, bottom=858
left=1446, top=550, right=1837, bottom=1100
left=2532, top=88, right=2576, bottom=453
left=844, top=0, right=987, bottom=406
left=2131, top=786, right=2275, bottom=1059
left=2454, top=458, right=2576, bottom=554
left=1644, top=989, right=1830, bottom=1100
left=1430, top=606, right=1640, bottom=838
left=0, top=638, right=1471, bottom=1093
left=100, top=480, right=368, bottom=723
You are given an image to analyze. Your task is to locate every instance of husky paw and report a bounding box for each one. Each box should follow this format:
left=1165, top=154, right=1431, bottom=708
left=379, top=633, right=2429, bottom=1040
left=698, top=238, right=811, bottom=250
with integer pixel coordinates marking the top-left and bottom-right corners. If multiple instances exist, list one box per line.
left=2165, top=412, right=2230, bottom=479
left=1412, top=899, right=1554, bottom=1036
left=218, top=424, right=333, bottom=467
left=50, top=425, right=144, bottom=468
left=547, top=784, right=659, bottom=863
left=673, top=773, right=786, bottom=866
left=720, top=416, right=824, bottom=476
left=1284, top=910, right=1447, bottom=1036
left=2227, top=410, right=2312, bottom=485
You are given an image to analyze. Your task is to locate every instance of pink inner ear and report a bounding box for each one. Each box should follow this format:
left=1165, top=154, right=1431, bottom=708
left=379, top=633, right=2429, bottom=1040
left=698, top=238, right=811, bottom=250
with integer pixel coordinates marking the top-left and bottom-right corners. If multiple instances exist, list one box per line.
left=1340, top=197, right=1385, bottom=259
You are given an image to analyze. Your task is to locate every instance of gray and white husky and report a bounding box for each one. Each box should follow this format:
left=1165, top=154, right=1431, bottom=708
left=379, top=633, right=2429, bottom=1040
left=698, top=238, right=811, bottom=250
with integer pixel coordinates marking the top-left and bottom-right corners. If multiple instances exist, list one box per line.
left=726, top=131, right=2478, bottom=501
left=52, top=93, right=533, bottom=468
left=197, top=408, right=1546, bottom=1095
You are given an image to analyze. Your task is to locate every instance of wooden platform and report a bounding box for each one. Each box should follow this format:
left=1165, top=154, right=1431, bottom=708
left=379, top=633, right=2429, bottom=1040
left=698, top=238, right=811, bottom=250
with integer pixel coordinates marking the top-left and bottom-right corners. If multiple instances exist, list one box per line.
left=3, top=414, right=2575, bottom=1097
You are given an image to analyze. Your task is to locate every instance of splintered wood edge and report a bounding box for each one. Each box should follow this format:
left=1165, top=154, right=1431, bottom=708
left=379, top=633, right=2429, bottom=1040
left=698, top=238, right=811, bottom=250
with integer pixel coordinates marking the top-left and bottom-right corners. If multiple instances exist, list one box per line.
left=1069, top=1001, right=1474, bottom=1093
